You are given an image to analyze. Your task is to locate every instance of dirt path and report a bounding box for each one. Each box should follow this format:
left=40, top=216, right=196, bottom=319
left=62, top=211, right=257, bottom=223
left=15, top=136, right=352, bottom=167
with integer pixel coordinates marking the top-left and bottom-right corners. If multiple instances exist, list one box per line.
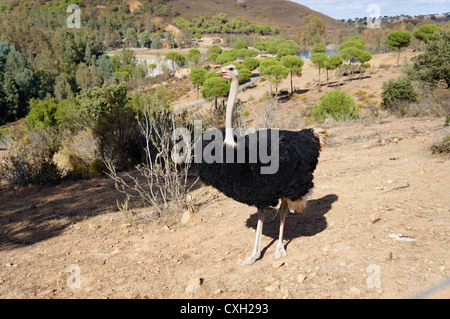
left=1, top=116, right=448, bottom=299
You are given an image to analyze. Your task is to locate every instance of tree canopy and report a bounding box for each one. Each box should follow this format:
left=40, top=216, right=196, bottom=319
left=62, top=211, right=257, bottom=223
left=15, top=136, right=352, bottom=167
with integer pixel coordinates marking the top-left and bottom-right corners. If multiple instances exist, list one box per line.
left=200, top=76, right=230, bottom=108
left=281, top=55, right=304, bottom=93
left=310, top=52, right=328, bottom=88
left=414, top=24, right=443, bottom=42
left=386, top=30, right=411, bottom=64
left=0, top=42, right=42, bottom=125
left=412, top=31, right=450, bottom=88
left=189, top=68, right=208, bottom=98
left=173, top=14, right=280, bottom=36
left=300, top=15, right=328, bottom=51
left=312, top=43, right=327, bottom=54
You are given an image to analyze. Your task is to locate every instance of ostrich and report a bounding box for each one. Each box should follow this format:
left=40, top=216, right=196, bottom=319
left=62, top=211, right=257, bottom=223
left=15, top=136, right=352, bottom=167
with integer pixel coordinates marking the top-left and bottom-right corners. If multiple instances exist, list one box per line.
left=197, top=64, right=327, bottom=265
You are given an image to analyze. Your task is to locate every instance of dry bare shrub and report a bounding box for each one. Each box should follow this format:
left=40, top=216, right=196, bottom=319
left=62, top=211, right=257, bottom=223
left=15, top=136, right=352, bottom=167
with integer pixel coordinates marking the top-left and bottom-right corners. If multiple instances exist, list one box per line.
left=431, top=135, right=450, bottom=155
left=403, top=88, right=450, bottom=118
left=105, top=100, right=197, bottom=222
left=0, top=125, right=62, bottom=185
left=53, top=129, right=101, bottom=176
left=256, top=96, right=278, bottom=129
left=0, top=155, right=34, bottom=185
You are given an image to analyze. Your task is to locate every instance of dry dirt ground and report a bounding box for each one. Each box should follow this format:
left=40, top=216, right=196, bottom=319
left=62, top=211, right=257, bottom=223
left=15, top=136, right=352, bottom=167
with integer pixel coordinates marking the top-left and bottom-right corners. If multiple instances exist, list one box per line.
left=1, top=116, right=449, bottom=299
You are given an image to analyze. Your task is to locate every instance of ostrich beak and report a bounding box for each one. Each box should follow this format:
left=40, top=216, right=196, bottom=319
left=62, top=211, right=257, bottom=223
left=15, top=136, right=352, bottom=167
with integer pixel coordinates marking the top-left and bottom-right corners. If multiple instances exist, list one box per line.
left=217, top=70, right=227, bottom=77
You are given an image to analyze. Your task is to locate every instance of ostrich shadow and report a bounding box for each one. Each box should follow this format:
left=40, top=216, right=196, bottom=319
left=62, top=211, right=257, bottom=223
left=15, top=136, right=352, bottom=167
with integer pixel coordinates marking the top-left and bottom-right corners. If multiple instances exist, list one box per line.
left=245, top=194, right=338, bottom=259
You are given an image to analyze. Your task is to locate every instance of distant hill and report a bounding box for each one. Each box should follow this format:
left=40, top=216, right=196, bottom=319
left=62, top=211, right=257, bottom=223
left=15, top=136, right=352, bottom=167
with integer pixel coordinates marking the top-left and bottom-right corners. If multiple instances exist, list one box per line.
left=165, top=0, right=345, bottom=35
left=1, top=0, right=345, bottom=38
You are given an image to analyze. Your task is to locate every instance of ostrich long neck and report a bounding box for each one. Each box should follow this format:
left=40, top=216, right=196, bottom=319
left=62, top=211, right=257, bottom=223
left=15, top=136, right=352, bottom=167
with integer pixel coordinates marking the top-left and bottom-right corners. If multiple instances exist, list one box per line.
left=224, top=76, right=239, bottom=146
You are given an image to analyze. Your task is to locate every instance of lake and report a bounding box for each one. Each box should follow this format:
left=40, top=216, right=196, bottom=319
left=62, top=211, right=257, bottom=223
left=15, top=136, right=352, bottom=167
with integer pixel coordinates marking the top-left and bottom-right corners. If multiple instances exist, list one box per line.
left=298, top=49, right=339, bottom=59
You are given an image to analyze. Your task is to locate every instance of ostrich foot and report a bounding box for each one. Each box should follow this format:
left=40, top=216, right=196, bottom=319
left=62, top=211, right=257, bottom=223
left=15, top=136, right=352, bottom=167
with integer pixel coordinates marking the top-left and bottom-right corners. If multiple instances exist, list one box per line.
left=240, top=253, right=260, bottom=266
left=272, top=241, right=287, bottom=260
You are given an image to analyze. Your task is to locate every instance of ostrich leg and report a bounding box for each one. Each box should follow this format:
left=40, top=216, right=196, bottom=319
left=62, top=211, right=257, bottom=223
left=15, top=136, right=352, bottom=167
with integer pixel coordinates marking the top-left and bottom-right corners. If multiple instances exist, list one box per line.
left=273, top=200, right=288, bottom=260
left=266, top=207, right=279, bottom=223
left=240, top=208, right=267, bottom=266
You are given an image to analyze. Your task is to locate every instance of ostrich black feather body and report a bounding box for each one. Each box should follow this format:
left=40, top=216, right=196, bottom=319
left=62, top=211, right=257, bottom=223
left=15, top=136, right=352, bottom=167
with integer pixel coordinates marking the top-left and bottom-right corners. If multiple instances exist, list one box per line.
left=197, top=128, right=322, bottom=209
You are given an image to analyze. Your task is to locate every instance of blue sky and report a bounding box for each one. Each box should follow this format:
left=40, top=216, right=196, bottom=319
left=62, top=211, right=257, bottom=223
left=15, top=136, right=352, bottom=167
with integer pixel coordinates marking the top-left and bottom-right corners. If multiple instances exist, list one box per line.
left=292, top=0, right=450, bottom=20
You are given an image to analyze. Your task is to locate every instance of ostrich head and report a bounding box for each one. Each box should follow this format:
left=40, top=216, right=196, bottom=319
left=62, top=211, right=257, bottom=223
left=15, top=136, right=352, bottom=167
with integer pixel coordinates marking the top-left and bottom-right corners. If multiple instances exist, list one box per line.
left=217, top=64, right=239, bottom=81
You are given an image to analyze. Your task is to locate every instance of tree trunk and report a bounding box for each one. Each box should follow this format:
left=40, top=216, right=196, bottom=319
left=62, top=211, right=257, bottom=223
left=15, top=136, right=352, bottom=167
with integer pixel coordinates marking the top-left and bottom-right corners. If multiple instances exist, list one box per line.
left=290, top=71, right=293, bottom=94
left=326, top=69, right=329, bottom=86
left=318, top=68, right=321, bottom=90
left=349, top=62, right=353, bottom=82
left=360, top=63, right=363, bottom=80
left=337, top=67, right=340, bottom=87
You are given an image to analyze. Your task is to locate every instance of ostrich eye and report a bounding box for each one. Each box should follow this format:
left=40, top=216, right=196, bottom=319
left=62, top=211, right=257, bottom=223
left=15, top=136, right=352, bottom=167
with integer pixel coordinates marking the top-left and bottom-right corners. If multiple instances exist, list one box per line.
left=229, top=67, right=234, bottom=71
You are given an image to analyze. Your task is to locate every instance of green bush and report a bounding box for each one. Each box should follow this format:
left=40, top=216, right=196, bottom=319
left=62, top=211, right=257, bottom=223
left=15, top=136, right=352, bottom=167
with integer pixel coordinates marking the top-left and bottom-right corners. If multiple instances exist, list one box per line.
left=93, top=105, right=140, bottom=170
left=233, top=41, right=248, bottom=50
left=215, top=53, right=235, bottom=65
left=26, top=98, right=60, bottom=131
left=32, top=159, right=63, bottom=185
left=412, top=31, right=450, bottom=88
left=89, top=158, right=107, bottom=177
left=0, top=127, right=8, bottom=143
left=208, top=53, right=218, bottom=62
left=238, top=67, right=252, bottom=84
left=243, top=57, right=260, bottom=71
left=207, top=45, right=223, bottom=56
left=313, top=89, right=359, bottom=122
left=431, top=135, right=450, bottom=155
left=381, top=77, right=418, bottom=111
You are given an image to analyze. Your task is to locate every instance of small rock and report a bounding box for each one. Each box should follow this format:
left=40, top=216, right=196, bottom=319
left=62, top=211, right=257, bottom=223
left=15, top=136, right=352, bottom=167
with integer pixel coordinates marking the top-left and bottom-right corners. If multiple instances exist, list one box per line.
left=214, top=289, right=224, bottom=295
left=264, top=283, right=279, bottom=293
left=349, top=287, right=361, bottom=296
left=281, top=288, right=290, bottom=299
left=374, top=186, right=384, bottom=191
left=272, top=260, right=285, bottom=269
left=89, top=223, right=100, bottom=231
left=185, top=278, right=203, bottom=296
left=180, top=211, right=201, bottom=226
